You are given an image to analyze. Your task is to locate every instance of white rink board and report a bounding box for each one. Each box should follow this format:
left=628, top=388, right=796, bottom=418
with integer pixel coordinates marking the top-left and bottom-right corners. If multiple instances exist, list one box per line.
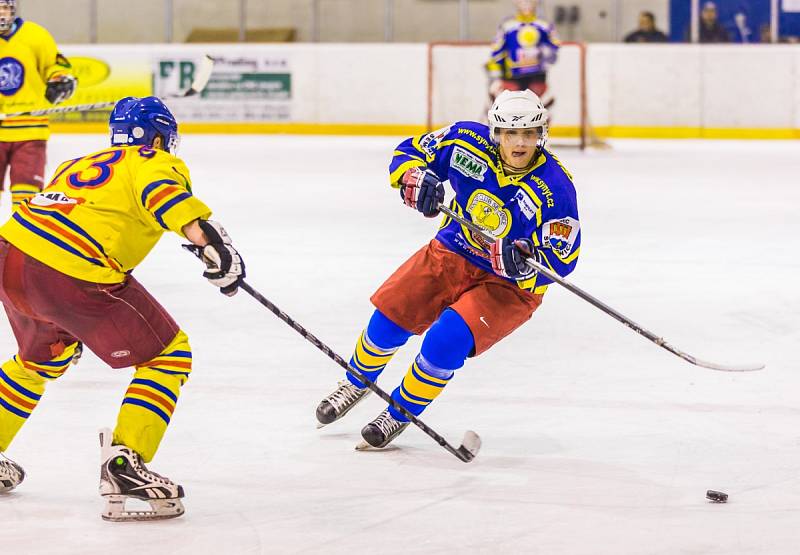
left=1, top=134, right=799, bottom=554
left=429, top=43, right=584, bottom=128
left=57, top=43, right=800, bottom=132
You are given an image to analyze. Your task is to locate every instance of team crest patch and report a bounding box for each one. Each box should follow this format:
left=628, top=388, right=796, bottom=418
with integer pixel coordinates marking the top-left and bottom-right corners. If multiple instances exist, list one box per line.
left=419, top=125, right=450, bottom=157
left=451, top=146, right=488, bottom=181
left=542, top=217, right=580, bottom=258
left=0, top=57, right=25, bottom=96
left=466, top=190, right=511, bottom=239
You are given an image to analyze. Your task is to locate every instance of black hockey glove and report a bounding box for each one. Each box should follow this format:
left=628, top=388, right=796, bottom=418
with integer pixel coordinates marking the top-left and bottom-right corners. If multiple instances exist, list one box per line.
left=45, top=74, right=77, bottom=105
left=197, top=220, right=245, bottom=296
left=399, top=167, right=445, bottom=218
left=490, top=237, right=538, bottom=280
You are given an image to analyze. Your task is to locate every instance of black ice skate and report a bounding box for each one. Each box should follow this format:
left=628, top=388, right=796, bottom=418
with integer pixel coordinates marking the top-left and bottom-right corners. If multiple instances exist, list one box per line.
left=356, top=409, right=410, bottom=450
left=0, top=452, right=25, bottom=493
left=316, top=380, right=371, bottom=428
left=98, top=428, right=185, bottom=522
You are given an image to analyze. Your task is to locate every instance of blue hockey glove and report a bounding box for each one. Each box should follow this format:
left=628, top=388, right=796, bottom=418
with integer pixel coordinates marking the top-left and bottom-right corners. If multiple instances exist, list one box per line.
left=399, top=167, right=445, bottom=218
left=490, top=237, right=538, bottom=280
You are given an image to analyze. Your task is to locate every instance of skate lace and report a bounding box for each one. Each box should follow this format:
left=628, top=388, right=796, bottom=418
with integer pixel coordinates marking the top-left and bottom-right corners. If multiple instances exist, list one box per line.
left=127, top=451, right=173, bottom=486
left=372, top=410, right=404, bottom=436
left=0, top=455, right=21, bottom=478
left=327, top=381, right=365, bottom=412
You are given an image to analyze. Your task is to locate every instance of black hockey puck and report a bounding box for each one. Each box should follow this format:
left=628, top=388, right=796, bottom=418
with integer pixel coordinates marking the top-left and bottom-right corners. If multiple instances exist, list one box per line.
left=706, top=490, right=728, bottom=503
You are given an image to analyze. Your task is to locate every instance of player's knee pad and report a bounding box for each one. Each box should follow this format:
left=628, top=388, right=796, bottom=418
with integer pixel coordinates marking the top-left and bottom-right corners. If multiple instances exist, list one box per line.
left=135, top=330, right=192, bottom=385
left=366, top=310, right=413, bottom=350
left=10, top=341, right=81, bottom=382
left=420, top=308, right=474, bottom=370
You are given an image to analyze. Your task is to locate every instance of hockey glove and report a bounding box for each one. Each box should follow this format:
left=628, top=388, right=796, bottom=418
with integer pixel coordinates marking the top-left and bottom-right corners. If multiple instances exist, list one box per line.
left=197, top=220, right=245, bottom=296
left=45, top=74, right=77, bottom=105
left=490, top=237, right=538, bottom=280
left=399, top=167, right=445, bottom=218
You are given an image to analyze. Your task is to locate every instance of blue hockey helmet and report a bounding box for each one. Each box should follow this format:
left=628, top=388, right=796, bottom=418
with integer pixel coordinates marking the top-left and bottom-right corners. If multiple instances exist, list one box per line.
left=109, top=96, right=180, bottom=154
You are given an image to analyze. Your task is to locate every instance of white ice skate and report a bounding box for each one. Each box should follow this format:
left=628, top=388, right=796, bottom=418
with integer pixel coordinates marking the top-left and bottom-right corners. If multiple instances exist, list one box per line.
left=316, top=380, right=371, bottom=428
left=0, top=452, right=25, bottom=493
left=98, top=428, right=185, bottom=522
left=356, top=409, right=410, bottom=450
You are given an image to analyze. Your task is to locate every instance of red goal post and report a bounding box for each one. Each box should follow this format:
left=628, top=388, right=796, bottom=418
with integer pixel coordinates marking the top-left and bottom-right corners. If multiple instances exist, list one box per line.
left=426, top=41, right=589, bottom=150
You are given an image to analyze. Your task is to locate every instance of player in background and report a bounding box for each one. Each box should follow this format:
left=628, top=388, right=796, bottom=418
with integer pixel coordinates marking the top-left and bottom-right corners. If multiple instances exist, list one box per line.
left=486, top=0, right=560, bottom=110
left=316, top=90, right=580, bottom=449
left=0, top=97, right=245, bottom=521
left=0, top=0, right=77, bottom=207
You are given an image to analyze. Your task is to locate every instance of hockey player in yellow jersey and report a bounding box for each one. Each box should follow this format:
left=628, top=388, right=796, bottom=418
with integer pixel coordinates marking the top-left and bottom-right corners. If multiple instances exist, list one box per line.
left=0, top=96, right=245, bottom=521
left=0, top=0, right=76, bottom=206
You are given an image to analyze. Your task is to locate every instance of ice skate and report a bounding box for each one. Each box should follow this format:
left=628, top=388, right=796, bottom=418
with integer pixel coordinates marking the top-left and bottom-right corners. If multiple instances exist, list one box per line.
left=356, top=409, right=410, bottom=450
left=316, top=380, right=371, bottom=428
left=0, top=452, right=25, bottom=493
left=98, top=428, right=184, bottom=522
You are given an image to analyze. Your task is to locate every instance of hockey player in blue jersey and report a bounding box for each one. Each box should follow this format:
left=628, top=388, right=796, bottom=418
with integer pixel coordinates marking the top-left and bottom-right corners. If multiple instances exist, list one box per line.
left=487, top=0, right=560, bottom=108
left=316, top=90, right=581, bottom=449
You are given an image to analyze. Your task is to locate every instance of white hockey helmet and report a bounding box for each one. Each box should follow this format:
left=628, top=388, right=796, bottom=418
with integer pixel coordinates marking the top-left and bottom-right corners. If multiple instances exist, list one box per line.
left=514, top=0, right=537, bottom=15
left=488, top=89, right=549, bottom=148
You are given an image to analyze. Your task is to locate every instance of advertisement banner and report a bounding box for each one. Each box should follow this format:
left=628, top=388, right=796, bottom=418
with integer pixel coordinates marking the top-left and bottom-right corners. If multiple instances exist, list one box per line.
left=153, top=54, right=292, bottom=121
left=53, top=47, right=293, bottom=125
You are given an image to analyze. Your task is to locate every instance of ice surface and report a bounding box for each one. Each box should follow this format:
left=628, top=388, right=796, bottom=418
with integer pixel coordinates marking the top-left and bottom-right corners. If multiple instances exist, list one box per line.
left=1, top=135, right=798, bottom=554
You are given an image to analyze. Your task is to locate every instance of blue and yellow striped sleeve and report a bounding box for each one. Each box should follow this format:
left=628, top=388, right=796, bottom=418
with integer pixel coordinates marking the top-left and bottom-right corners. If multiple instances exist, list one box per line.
left=389, top=137, right=430, bottom=188
left=486, top=29, right=507, bottom=78
left=136, top=157, right=211, bottom=236
left=388, top=126, right=458, bottom=188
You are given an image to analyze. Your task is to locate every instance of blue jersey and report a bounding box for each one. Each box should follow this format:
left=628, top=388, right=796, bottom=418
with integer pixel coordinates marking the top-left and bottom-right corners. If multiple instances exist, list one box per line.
left=486, top=15, right=560, bottom=79
left=389, top=122, right=580, bottom=295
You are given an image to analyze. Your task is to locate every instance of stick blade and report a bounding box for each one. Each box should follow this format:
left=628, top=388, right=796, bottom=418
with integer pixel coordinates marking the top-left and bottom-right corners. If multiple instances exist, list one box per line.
left=692, top=358, right=765, bottom=372
left=184, top=55, right=215, bottom=97
left=456, top=430, right=482, bottom=462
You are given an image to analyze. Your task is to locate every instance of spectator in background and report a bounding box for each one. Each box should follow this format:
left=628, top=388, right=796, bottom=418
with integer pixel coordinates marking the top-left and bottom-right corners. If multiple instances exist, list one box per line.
left=699, top=2, right=729, bottom=43
left=732, top=10, right=752, bottom=43
left=624, top=11, right=668, bottom=43
left=759, top=23, right=772, bottom=43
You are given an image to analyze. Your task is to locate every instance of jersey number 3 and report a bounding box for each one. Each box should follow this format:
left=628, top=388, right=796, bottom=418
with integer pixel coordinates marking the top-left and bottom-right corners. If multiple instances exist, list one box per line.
left=51, top=149, right=127, bottom=190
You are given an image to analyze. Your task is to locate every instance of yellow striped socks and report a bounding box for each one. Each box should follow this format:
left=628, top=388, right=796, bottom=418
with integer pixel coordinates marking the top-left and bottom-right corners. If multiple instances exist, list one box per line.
left=10, top=184, right=40, bottom=207
left=391, top=355, right=454, bottom=420
left=348, top=330, right=398, bottom=387
left=115, top=330, right=191, bottom=462
left=0, top=358, right=45, bottom=451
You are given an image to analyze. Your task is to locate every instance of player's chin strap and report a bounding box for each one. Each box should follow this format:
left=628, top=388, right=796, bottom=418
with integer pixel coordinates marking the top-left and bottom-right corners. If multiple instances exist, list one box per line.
left=437, top=203, right=764, bottom=373
left=0, top=55, right=215, bottom=121
left=182, top=244, right=481, bottom=463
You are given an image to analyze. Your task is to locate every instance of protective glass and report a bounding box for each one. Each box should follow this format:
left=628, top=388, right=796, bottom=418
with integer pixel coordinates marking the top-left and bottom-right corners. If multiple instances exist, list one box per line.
left=496, top=127, right=541, bottom=148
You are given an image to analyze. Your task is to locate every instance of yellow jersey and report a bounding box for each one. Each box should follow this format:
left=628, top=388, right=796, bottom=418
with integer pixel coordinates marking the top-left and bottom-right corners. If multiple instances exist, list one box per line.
left=0, top=145, right=212, bottom=283
left=0, top=18, right=73, bottom=142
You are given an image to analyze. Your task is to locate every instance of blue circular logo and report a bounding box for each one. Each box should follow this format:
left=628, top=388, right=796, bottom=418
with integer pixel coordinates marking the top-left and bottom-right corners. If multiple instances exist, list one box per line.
left=0, top=57, right=25, bottom=96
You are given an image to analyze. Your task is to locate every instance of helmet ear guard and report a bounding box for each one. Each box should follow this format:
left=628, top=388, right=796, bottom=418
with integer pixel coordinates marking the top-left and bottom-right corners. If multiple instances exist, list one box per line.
left=108, top=96, right=180, bottom=155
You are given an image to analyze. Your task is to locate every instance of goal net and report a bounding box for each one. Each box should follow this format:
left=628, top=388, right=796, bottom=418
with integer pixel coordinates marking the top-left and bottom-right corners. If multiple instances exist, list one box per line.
left=427, top=41, right=592, bottom=149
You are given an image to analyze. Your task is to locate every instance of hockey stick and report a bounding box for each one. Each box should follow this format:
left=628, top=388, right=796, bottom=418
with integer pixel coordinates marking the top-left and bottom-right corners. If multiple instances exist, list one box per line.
left=438, top=204, right=764, bottom=373
left=0, top=55, right=215, bottom=120
left=182, top=246, right=481, bottom=463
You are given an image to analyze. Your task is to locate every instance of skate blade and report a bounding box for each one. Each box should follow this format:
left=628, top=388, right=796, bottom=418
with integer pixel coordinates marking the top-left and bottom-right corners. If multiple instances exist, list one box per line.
left=101, top=495, right=185, bottom=522
left=355, top=441, right=401, bottom=452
